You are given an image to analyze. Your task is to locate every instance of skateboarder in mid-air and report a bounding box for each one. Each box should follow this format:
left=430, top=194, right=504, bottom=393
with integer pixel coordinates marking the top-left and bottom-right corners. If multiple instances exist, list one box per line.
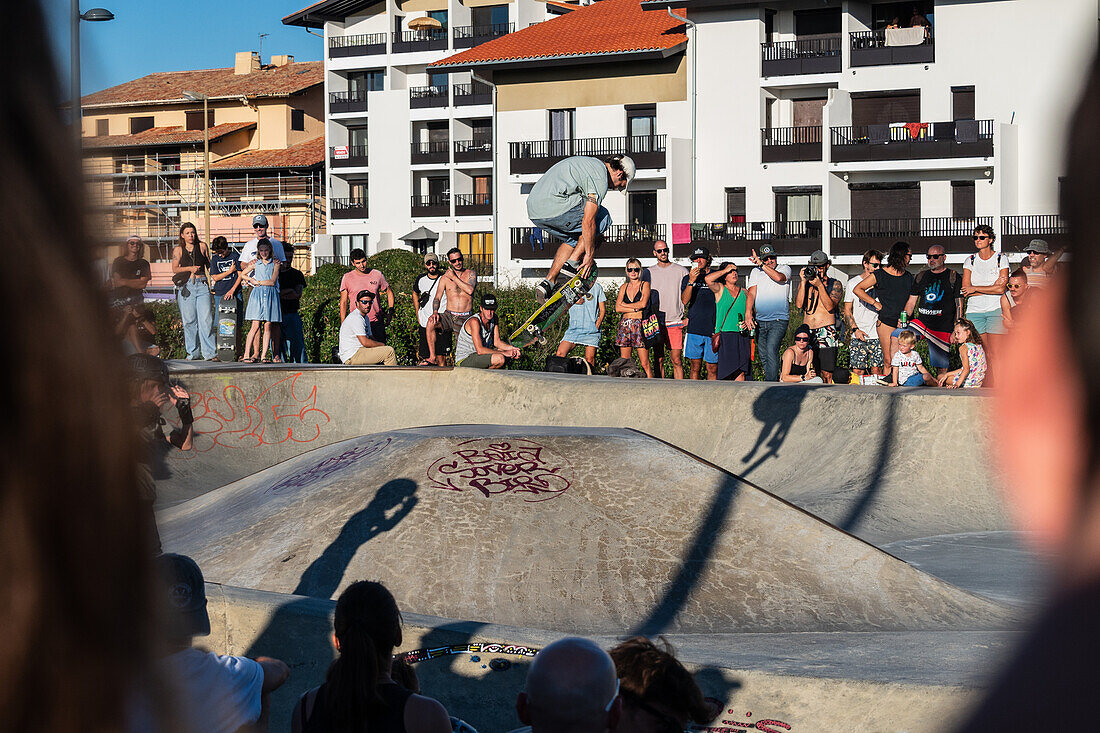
left=528, top=154, right=635, bottom=302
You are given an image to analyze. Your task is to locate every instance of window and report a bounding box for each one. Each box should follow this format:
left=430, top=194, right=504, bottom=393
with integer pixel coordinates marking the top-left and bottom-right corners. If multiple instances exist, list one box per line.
left=426, top=120, right=448, bottom=144
left=95, top=118, right=109, bottom=136
left=793, top=98, right=827, bottom=128
left=470, top=119, right=491, bottom=144
left=952, top=181, right=975, bottom=220
left=185, top=110, right=214, bottom=131
left=725, top=187, right=746, bottom=224
left=871, top=1, right=933, bottom=30
left=627, top=104, right=656, bottom=151
left=471, top=5, right=508, bottom=28
left=348, top=126, right=368, bottom=149
left=794, top=8, right=840, bottom=36
left=349, top=179, right=368, bottom=203
left=629, top=191, right=657, bottom=227
left=849, top=182, right=920, bottom=220
left=774, top=187, right=822, bottom=222
left=129, top=116, right=154, bottom=134
left=429, top=72, right=449, bottom=89
left=291, top=109, right=305, bottom=132
left=334, top=234, right=367, bottom=259
left=428, top=9, right=448, bottom=29
left=851, top=91, right=921, bottom=126
left=473, top=175, right=491, bottom=205
left=427, top=177, right=449, bottom=200
left=952, top=86, right=975, bottom=121
left=549, top=109, right=574, bottom=156
left=764, top=8, right=776, bottom=41
left=458, top=232, right=493, bottom=268
left=349, top=70, right=384, bottom=94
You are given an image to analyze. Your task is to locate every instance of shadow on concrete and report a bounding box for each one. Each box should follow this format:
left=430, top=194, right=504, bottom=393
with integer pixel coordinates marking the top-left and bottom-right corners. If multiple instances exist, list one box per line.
left=739, top=386, right=809, bottom=479
left=632, top=475, right=741, bottom=637
left=294, top=478, right=419, bottom=598
left=838, top=394, right=898, bottom=534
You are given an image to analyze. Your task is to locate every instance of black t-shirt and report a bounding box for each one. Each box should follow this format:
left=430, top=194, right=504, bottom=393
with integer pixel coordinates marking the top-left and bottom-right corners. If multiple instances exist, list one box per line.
left=278, top=266, right=307, bottom=314
left=210, top=252, right=241, bottom=297
left=681, top=271, right=717, bottom=336
left=111, top=256, right=151, bottom=299
left=911, top=268, right=961, bottom=334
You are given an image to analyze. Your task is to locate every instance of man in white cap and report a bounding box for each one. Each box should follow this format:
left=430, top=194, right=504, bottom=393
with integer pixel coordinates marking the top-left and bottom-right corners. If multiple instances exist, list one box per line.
left=527, top=155, right=635, bottom=302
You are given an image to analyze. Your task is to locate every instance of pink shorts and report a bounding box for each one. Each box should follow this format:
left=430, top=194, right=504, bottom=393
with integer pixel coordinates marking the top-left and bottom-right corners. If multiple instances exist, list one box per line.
left=656, top=323, right=683, bottom=350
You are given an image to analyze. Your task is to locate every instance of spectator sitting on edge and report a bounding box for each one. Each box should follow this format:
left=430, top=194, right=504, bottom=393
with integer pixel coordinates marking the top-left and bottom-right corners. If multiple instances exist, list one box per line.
left=609, top=637, right=717, bottom=733
left=780, top=324, right=823, bottom=383
left=159, top=553, right=289, bottom=733
left=1001, top=269, right=1030, bottom=330
left=511, top=637, right=622, bottom=733
left=338, top=289, right=397, bottom=365
left=455, top=292, right=520, bottom=369
left=889, top=329, right=935, bottom=387
left=937, top=318, right=988, bottom=389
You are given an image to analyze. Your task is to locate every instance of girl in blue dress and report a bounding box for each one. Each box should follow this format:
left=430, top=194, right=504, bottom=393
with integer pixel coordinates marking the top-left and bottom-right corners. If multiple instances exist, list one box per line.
left=241, top=239, right=282, bottom=362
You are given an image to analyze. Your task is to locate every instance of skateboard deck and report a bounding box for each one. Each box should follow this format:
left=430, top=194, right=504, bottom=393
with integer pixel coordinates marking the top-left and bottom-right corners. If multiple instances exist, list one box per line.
left=509, top=266, right=598, bottom=347
left=216, top=296, right=240, bottom=362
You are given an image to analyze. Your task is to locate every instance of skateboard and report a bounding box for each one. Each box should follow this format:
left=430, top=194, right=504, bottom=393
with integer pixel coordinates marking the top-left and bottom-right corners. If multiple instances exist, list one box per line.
left=509, top=265, right=598, bottom=348
left=216, top=296, right=240, bottom=362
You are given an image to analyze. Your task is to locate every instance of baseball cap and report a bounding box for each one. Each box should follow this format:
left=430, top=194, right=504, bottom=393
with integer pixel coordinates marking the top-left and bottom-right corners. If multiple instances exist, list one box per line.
left=808, top=250, right=829, bottom=266
left=481, top=292, right=498, bottom=310
left=252, top=214, right=269, bottom=227
left=759, top=243, right=777, bottom=258
left=690, top=246, right=710, bottom=261
left=156, top=553, right=210, bottom=638
left=424, top=252, right=440, bottom=264
left=616, top=155, right=636, bottom=187
left=1024, top=239, right=1051, bottom=254
left=356, top=289, right=375, bottom=301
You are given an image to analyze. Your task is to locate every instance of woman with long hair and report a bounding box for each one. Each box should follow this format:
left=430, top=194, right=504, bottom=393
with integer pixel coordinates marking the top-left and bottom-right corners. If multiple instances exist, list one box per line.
left=292, top=581, right=452, bottom=733
left=706, top=263, right=754, bottom=381
left=614, top=257, right=653, bottom=377
left=171, top=221, right=217, bottom=360
left=853, top=240, right=914, bottom=365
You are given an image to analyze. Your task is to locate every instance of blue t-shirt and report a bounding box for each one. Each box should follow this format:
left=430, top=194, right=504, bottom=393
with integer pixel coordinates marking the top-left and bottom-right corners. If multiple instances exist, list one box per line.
left=210, top=252, right=241, bottom=297
left=566, top=282, right=605, bottom=333
left=681, top=271, right=717, bottom=336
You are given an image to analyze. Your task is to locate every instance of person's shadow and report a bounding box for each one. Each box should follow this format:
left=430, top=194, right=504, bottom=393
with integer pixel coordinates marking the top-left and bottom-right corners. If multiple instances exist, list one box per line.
left=739, top=385, right=809, bottom=479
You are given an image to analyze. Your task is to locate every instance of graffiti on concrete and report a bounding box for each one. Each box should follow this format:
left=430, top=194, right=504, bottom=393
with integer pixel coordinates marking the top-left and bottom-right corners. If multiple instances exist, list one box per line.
left=426, top=439, right=573, bottom=502
left=266, top=438, right=394, bottom=495
left=398, top=642, right=540, bottom=664
left=692, top=711, right=793, bottom=732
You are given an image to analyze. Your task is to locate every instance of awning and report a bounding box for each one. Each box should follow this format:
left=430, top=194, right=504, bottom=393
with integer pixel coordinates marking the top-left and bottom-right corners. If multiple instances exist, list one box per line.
left=400, top=226, right=440, bottom=241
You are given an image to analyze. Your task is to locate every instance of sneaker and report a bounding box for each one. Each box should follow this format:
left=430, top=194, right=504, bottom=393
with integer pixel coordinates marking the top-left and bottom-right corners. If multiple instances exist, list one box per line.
left=561, top=260, right=579, bottom=278
left=535, top=279, right=553, bottom=304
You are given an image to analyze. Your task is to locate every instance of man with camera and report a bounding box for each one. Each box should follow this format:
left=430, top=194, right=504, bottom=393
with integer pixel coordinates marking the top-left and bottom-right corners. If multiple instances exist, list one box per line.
left=794, top=250, right=843, bottom=383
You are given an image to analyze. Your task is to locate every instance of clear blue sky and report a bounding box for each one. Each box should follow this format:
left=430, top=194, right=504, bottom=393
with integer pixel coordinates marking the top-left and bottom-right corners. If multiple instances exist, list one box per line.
left=45, top=0, right=322, bottom=97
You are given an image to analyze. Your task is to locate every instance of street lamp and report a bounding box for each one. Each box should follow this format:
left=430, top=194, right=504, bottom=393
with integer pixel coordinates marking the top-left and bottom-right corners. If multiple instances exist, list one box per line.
left=71, top=4, right=114, bottom=151
left=182, top=90, right=211, bottom=248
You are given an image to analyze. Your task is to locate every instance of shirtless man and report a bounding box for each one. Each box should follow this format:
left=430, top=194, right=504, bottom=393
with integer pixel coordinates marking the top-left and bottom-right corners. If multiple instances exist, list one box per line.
left=793, top=250, right=843, bottom=383
left=428, top=247, right=478, bottom=351
left=1019, top=239, right=1064, bottom=290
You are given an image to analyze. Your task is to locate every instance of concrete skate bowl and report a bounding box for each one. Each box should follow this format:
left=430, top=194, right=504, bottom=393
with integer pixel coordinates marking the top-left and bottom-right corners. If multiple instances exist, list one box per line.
left=159, top=425, right=1014, bottom=636
left=159, top=364, right=1010, bottom=546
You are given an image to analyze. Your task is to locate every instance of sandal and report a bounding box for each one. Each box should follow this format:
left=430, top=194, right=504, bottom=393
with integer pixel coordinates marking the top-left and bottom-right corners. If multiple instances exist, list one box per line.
left=417, top=359, right=434, bottom=367
left=261, top=358, right=272, bottom=363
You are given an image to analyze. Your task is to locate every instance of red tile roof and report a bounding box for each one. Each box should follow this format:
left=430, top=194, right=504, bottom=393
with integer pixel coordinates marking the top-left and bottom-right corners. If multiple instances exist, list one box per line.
left=82, top=122, right=257, bottom=149
left=546, top=1, right=580, bottom=13
left=209, top=136, right=326, bottom=170
left=429, top=0, right=686, bottom=69
left=81, top=61, right=323, bottom=108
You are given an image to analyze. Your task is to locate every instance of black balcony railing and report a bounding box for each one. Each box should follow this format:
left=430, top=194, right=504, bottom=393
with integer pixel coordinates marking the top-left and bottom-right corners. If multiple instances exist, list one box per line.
left=453, top=22, right=514, bottom=48
left=330, top=197, right=369, bottom=219
left=830, top=217, right=995, bottom=255
left=454, top=139, right=492, bottom=163
left=1000, top=214, right=1068, bottom=251
left=453, top=81, right=492, bottom=106
left=761, top=126, right=823, bottom=163
left=454, top=193, right=492, bottom=216
left=411, top=141, right=450, bottom=164
left=510, top=134, right=666, bottom=174
left=850, top=27, right=934, bottom=67
left=411, top=194, right=450, bottom=217
left=329, top=90, right=368, bottom=115
left=392, top=28, right=448, bottom=53
left=761, top=35, right=842, bottom=76
left=410, top=85, right=449, bottom=109
left=329, top=33, right=387, bottom=57
left=831, top=119, right=994, bottom=162
left=675, top=221, right=821, bottom=259
left=330, top=144, right=369, bottom=167
left=510, top=224, right=666, bottom=259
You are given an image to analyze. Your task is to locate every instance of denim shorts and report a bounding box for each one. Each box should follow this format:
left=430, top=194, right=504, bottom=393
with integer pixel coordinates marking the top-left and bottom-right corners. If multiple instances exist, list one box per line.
left=683, top=332, right=718, bottom=364
left=967, top=310, right=1004, bottom=335
left=531, top=202, right=612, bottom=247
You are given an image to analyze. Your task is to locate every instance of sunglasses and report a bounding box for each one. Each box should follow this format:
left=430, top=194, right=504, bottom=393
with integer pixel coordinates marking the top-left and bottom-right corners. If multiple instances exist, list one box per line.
left=626, top=267, right=641, bottom=273
left=253, top=224, right=265, bottom=229
left=794, top=336, right=810, bottom=342
left=973, top=235, right=990, bottom=240
left=358, top=298, right=373, bottom=304
left=928, top=253, right=945, bottom=260
left=654, top=248, right=669, bottom=254
left=449, top=257, right=463, bottom=263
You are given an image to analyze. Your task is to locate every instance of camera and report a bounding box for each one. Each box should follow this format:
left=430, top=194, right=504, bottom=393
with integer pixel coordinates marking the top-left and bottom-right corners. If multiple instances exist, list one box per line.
left=802, top=266, right=818, bottom=282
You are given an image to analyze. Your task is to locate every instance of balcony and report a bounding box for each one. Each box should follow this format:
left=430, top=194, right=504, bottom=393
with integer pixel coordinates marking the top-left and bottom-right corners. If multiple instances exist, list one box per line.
left=674, top=221, right=821, bottom=259
left=1000, top=214, right=1068, bottom=251
left=454, top=193, right=492, bottom=216
left=411, top=141, right=450, bottom=165
left=850, top=28, right=934, bottom=67
left=454, top=139, right=492, bottom=163
left=411, top=194, right=450, bottom=217
left=761, top=126, right=822, bottom=163
left=453, top=23, right=513, bottom=49
left=410, top=85, right=448, bottom=109
left=329, top=33, right=386, bottom=58
left=330, top=144, right=369, bottom=168
left=393, top=28, right=448, bottom=53
left=510, top=224, right=667, bottom=259
left=454, top=81, right=492, bottom=107
left=829, top=217, right=995, bottom=256
left=330, top=197, right=368, bottom=220
left=509, top=135, right=666, bottom=175
left=761, top=36, right=841, bottom=77
left=329, top=90, right=368, bottom=115
left=831, top=120, right=994, bottom=163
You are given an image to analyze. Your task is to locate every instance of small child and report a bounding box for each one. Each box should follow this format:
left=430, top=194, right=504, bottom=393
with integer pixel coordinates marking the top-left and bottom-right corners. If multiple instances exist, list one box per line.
left=890, top=329, right=935, bottom=386
left=938, top=318, right=988, bottom=388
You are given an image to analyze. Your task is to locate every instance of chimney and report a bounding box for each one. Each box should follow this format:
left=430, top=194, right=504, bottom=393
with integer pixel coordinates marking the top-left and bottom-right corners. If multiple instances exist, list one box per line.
left=234, top=51, right=261, bottom=75
left=270, top=55, right=294, bottom=67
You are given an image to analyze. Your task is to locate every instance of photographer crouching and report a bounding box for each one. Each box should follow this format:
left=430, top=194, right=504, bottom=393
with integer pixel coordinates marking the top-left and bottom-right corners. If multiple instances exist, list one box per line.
left=794, top=250, right=843, bottom=384
left=129, top=354, right=194, bottom=553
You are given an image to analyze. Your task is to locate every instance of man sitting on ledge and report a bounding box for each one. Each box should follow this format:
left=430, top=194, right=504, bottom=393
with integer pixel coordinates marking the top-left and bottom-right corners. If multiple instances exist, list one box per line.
left=456, top=292, right=520, bottom=369
left=338, top=289, right=397, bottom=366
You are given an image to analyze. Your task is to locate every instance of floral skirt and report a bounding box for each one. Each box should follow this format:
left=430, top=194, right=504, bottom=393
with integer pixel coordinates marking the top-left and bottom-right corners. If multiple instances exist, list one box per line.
left=615, top=317, right=645, bottom=348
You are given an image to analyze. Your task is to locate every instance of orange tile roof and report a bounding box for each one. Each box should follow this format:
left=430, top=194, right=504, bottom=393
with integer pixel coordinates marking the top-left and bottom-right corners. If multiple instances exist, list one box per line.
left=429, top=0, right=686, bottom=69
left=82, top=122, right=257, bottom=149
left=209, top=136, right=326, bottom=170
left=546, top=1, right=580, bottom=13
left=81, top=61, right=323, bottom=108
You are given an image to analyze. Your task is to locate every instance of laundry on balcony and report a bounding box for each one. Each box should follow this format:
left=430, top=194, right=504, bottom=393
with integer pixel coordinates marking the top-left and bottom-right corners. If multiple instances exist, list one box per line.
left=885, top=26, right=926, bottom=47
left=905, top=122, right=929, bottom=140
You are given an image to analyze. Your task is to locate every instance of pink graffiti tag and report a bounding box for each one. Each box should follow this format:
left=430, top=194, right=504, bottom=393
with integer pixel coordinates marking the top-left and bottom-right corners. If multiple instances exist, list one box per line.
left=265, top=438, right=394, bottom=495
left=426, top=439, right=573, bottom=502
left=172, top=372, right=331, bottom=457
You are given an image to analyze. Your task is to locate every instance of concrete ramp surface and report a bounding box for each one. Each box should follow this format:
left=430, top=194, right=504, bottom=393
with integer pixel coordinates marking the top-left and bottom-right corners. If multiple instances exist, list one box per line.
left=160, top=425, right=1013, bottom=635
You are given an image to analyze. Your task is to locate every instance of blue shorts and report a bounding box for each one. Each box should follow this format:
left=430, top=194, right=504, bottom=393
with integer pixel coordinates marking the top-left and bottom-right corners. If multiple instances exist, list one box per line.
left=902, top=372, right=926, bottom=387
left=561, top=327, right=600, bottom=348
left=967, top=310, right=1004, bottom=335
left=683, top=332, right=717, bottom=364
